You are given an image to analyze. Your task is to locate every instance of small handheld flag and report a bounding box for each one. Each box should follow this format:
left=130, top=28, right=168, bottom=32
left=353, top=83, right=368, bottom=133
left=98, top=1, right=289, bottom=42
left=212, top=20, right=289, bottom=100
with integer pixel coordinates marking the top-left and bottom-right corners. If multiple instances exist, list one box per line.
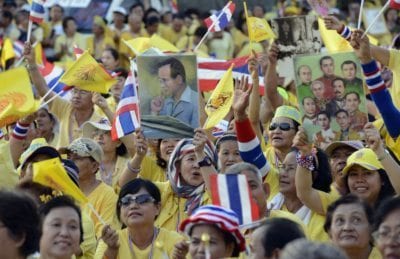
left=204, top=1, right=236, bottom=32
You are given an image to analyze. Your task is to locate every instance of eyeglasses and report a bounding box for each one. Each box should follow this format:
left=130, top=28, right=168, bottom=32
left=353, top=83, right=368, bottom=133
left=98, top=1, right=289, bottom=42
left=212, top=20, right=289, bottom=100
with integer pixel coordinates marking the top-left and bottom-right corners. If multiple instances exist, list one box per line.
left=119, top=194, right=155, bottom=207
left=373, top=230, right=400, bottom=244
left=269, top=122, right=295, bottom=131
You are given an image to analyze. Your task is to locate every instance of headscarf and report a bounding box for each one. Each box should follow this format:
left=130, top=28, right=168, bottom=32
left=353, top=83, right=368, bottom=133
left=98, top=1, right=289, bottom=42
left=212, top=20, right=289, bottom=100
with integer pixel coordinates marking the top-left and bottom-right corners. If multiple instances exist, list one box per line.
left=167, top=138, right=217, bottom=215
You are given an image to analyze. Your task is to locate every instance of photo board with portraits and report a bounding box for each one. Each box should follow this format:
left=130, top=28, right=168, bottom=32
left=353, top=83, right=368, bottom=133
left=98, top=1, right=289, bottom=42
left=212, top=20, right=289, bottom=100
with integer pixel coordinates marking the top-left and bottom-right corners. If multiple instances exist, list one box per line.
left=294, top=52, right=368, bottom=150
left=270, top=15, right=322, bottom=83
left=136, top=54, right=200, bottom=131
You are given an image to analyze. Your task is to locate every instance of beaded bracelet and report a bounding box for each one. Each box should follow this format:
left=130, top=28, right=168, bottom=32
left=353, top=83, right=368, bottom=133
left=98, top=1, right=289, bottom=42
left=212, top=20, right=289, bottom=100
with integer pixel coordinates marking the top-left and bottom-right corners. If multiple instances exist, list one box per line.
left=126, top=161, right=141, bottom=174
left=296, top=151, right=316, bottom=172
left=11, top=122, right=30, bottom=140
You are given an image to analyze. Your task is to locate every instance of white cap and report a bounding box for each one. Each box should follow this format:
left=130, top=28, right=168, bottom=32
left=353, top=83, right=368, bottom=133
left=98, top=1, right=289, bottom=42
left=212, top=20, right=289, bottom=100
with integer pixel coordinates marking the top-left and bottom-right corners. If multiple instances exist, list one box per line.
left=113, top=6, right=127, bottom=16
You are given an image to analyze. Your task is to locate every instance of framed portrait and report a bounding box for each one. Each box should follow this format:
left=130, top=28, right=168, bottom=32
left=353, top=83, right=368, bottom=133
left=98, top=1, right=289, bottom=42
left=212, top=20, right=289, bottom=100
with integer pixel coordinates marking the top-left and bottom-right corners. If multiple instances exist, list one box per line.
left=270, top=15, right=322, bottom=82
left=294, top=52, right=368, bottom=149
left=362, top=8, right=389, bottom=35
left=136, top=54, right=200, bottom=131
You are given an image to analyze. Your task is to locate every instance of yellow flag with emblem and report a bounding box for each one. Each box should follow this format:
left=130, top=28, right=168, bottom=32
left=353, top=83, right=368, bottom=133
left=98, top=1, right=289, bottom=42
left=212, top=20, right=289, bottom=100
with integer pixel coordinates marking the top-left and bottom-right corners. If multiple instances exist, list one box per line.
left=248, top=17, right=276, bottom=42
left=0, top=67, right=40, bottom=128
left=203, top=65, right=234, bottom=129
left=59, top=51, right=117, bottom=93
left=318, top=18, right=378, bottom=53
left=123, top=37, right=151, bottom=55
left=33, top=157, right=88, bottom=204
left=149, top=34, right=180, bottom=52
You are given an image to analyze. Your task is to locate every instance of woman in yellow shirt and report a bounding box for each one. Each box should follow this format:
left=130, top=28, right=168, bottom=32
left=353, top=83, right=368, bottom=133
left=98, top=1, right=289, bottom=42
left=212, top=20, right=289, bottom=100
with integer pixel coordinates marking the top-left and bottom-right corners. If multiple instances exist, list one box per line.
left=86, top=16, right=115, bottom=60
left=95, top=178, right=183, bottom=258
left=119, top=137, right=217, bottom=231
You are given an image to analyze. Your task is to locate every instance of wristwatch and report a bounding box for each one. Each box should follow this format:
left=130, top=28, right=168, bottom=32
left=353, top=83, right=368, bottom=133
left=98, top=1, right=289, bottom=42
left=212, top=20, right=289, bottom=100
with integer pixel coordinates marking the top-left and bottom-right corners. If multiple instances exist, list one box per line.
left=197, top=156, right=213, bottom=167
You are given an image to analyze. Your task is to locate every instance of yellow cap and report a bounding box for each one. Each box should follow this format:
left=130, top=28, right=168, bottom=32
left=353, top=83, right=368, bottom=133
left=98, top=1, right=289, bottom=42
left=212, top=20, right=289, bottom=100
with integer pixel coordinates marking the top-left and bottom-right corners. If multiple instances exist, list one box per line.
left=342, top=148, right=383, bottom=175
left=273, top=105, right=302, bottom=125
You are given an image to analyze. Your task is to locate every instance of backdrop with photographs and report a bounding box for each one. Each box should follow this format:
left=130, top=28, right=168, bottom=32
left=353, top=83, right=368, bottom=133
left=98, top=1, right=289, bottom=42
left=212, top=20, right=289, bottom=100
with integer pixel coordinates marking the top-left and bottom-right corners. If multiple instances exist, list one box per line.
left=136, top=54, right=199, bottom=130
left=271, top=15, right=322, bottom=82
left=294, top=52, right=368, bottom=149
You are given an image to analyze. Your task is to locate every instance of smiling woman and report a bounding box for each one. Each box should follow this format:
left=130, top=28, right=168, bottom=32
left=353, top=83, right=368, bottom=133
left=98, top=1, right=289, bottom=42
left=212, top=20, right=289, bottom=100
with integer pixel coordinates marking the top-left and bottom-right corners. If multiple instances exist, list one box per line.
left=95, top=179, right=183, bottom=259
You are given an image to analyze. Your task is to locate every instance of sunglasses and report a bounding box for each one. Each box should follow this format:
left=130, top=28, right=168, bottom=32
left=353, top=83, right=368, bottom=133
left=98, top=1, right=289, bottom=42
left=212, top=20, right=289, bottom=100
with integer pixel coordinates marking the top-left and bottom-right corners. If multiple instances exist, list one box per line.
left=269, top=122, right=295, bottom=131
left=120, top=194, right=155, bottom=207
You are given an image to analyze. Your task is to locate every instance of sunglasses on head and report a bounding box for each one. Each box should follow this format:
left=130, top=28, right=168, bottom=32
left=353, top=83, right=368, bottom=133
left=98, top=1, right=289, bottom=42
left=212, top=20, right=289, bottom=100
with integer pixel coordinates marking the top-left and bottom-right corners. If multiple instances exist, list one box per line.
left=269, top=122, right=295, bottom=131
left=120, top=194, right=155, bottom=207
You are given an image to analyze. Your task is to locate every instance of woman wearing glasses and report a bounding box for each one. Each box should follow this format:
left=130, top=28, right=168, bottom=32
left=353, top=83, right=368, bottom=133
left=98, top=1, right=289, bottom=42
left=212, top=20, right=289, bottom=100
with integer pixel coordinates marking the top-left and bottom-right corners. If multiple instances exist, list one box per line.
left=95, top=178, right=183, bottom=258
left=232, top=75, right=301, bottom=199
left=373, top=197, right=400, bottom=259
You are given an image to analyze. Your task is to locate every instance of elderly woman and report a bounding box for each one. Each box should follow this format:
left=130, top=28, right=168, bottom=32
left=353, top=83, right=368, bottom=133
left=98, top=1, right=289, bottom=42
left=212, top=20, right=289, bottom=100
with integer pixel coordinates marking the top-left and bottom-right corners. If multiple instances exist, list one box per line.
left=175, top=205, right=246, bottom=259
left=373, top=197, right=400, bottom=259
left=0, top=191, right=40, bottom=259
left=215, top=133, right=243, bottom=173
left=269, top=148, right=332, bottom=241
left=38, top=195, right=83, bottom=259
left=324, top=194, right=381, bottom=259
left=119, top=137, right=217, bottom=231
left=96, top=179, right=183, bottom=258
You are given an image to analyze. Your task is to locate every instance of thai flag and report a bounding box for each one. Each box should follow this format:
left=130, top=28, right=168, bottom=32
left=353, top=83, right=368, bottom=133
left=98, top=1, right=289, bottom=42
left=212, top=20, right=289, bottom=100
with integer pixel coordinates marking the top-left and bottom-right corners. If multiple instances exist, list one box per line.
left=29, top=0, right=46, bottom=24
left=13, top=40, right=24, bottom=58
left=390, top=0, right=400, bottom=9
left=198, top=55, right=265, bottom=95
left=211, top=119, right=229, bottom=138
left=204, top=1, right=235, bottom=32
left=210, top=174, right=259, bottom=225
left=39, top=60, right=71, bottom=100
left=111, top=72, right=140, bottom=141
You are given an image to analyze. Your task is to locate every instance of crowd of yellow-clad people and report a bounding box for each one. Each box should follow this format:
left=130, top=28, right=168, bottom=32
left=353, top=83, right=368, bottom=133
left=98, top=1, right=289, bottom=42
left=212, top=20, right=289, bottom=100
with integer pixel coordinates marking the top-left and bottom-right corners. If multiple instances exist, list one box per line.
left=0, top=0, right=400, bottom=258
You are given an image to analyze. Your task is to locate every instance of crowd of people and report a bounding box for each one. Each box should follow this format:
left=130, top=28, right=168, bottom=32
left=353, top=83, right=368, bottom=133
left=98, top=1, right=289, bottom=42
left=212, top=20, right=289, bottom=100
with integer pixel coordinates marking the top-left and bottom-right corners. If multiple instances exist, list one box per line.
left=1, top=0, right=400, bottom=258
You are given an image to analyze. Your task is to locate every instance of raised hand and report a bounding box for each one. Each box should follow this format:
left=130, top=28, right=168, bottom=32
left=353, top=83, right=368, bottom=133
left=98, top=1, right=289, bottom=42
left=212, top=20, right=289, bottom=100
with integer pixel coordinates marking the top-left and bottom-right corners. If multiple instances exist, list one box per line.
left=267, top=42, right=279, bottom=66
left=323, top=15, right=343, bottom=31
left=232, top=75, right=251, bottom=120
left=134, top=130, right=148, bottom=158
left=92, top=92, right=109, bottom=110
left=101, top=225, right=119, bottom=251
left=247, top=49, right=259, bottom=79
left=350, top=29, right=372, bottom=64
left=364, top=122, right=384, bottom=155
left=171, top=240, right=189, bottom=259
left=292, top=127, right=312, bottom=155
left=150, top=96, right=164, bottom=114
left=23, top=41, right=35, bottom=65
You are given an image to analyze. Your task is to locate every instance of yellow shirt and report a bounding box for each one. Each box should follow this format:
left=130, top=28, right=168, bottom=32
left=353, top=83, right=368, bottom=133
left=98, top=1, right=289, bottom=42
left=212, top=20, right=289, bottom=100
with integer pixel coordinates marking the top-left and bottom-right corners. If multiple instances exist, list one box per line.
left=263, top=147, right=281, bottom=201
left=86, top=35, right=116, bottom=59
left=78, top=211, right=97, bottom=259
left=373, top=119, right=400, bottom=160
left=387, top=49, right=400, bottom=109
left=94, top=227, right=183, bottom=259
left=54, top=33, right=87, bottom=62
left=154, top=182, right=210, bottom=231
left=159, top=25, right=187, bottom=45
left=50, top=97, right=103, bottom=148
left=0, top=140, right=18, bottom=189
left=139, top=155, right=167, bottom=183
left=84, top=182, right=121, bottom=238
left=97, top=155, right=130, bottom=194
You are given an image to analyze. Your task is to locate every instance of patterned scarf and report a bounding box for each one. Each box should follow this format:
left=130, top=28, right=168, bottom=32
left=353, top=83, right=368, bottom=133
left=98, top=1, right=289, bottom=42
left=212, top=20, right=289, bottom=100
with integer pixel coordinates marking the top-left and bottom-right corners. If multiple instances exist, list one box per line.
left=167, top=138, right=217, bottom=215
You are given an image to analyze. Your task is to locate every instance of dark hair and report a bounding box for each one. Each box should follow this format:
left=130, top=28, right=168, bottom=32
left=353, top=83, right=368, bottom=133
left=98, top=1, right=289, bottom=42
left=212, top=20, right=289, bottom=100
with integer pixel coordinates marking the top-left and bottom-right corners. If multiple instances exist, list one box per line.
left=345, top=91, right=360, bottom=101
left=289, top=148, right=332, bottom=193
left=172, top=13, right=185, bottom=20
left=194, top=26, right=208, bottom=38
left=317, top=111, right=330, bottom=121
left=144, top=7, right=159, bottom=21
left=215, top=133, right=237, bottom=152
left=344, top=168, right=395, bottom=207
left=50, top=4, right=64, bottom=14
left=324, top=194, right=373, bottom=233
left=374, top=197, right=400, bottom=231
left=38, top=195, right=84, bottom=243
left=259, top=218, right=305, bottom=257
left=116, top=142, right=128, bottom=156
left=301, top=96, right=314, bottom=105
left=157, top=57, right=186, bottom=83
left=16, top=180, right=57, bottom=205
left=113, top=67, right=128, bottom=79
left=145, top=15, right=160, bottom=27
left=341, top=60, right=357, bottom=71
left=332, top=78, right=345, bottom=88
left=319, top=56, right=334, bottom=67
left=104, top=47, right=119, bottom=61
left=62, top=16, right=76, bottom=30
left=129, top=3, right=144, bottom=14
left=0, top=191, right=40, bottom=257
left=1, top=10, right=13, bottom=20
left=117, top=179, right=161, bottom=221
left=335, top=109, right=349, bottom=117
left=156, top=139, right=168, bottom=169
